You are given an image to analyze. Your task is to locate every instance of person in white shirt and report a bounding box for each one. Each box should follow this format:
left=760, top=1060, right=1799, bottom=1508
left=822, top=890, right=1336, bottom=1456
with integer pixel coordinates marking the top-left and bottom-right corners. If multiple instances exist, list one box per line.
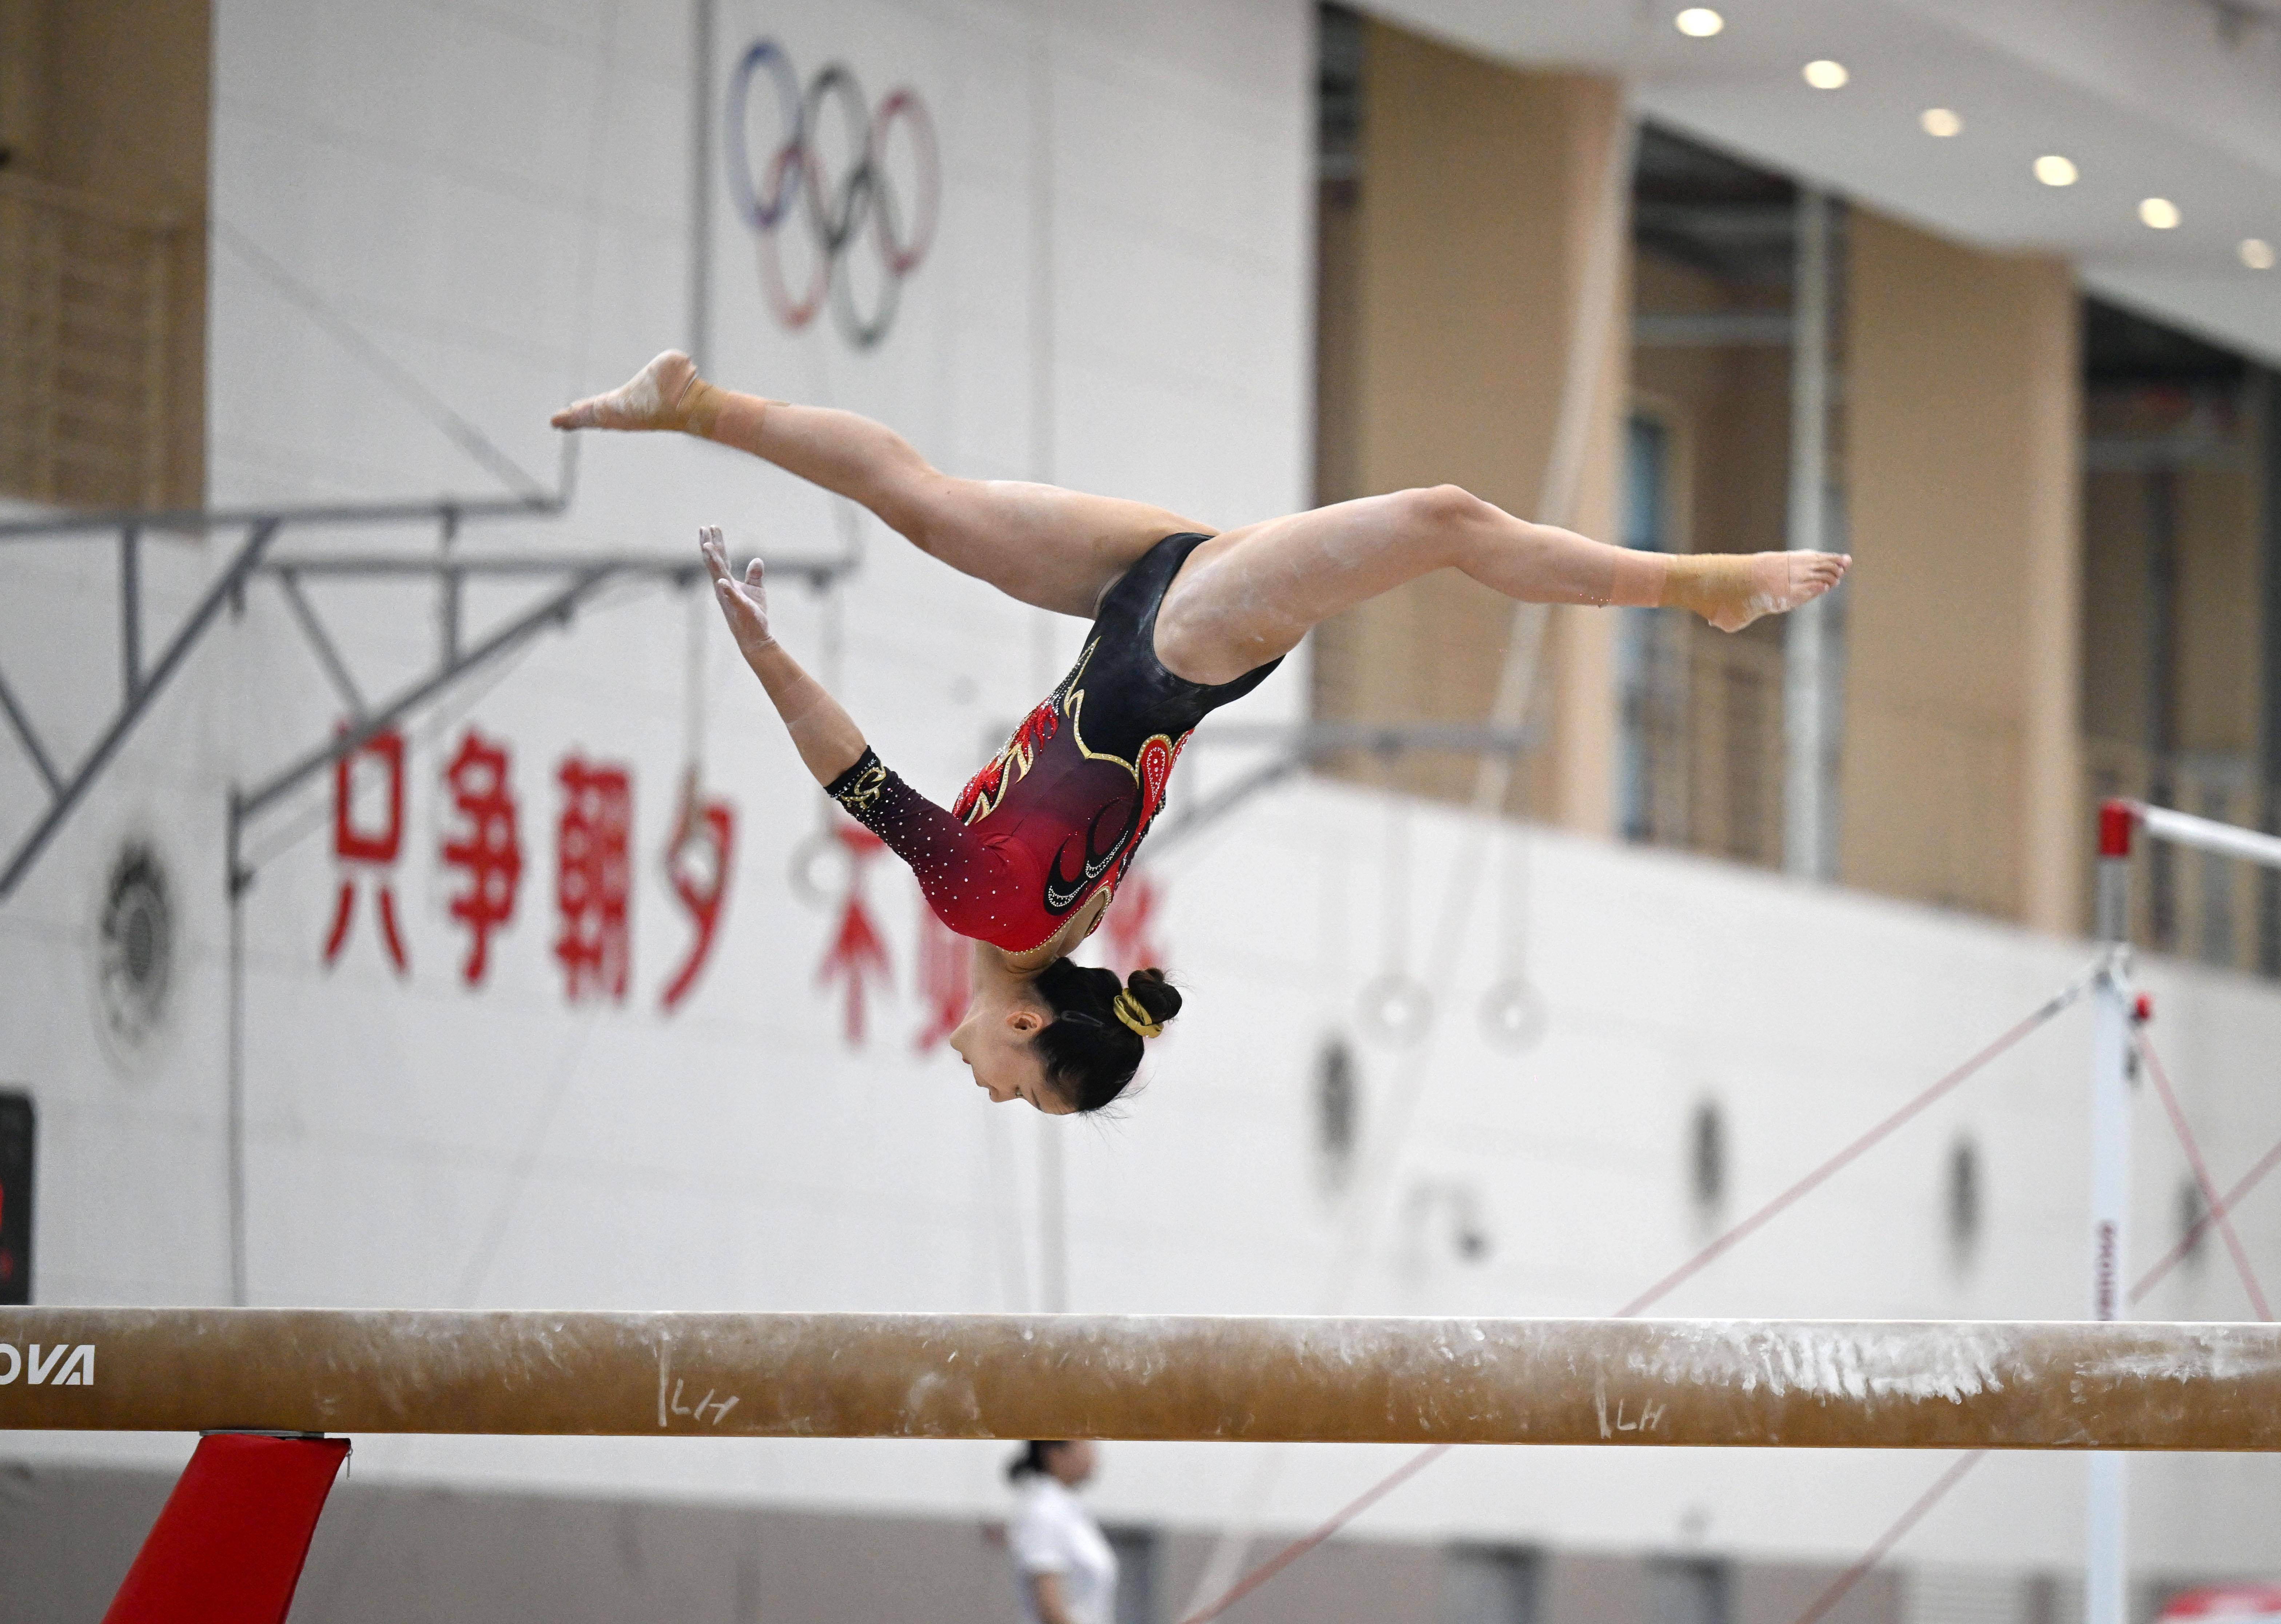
left=1005, top=1439, right=1118, bottom=1624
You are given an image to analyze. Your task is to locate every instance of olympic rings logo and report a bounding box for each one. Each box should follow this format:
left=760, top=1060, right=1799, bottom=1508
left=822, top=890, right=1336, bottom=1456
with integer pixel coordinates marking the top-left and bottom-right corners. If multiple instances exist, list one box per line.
left=725, top=41, right=939, bottom=351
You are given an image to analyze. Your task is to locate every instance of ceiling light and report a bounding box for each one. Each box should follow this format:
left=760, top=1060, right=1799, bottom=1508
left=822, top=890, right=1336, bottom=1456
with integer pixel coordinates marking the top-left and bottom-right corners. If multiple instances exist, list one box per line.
left=2244, top=238, right=2277, bottom=271
left=1675, top=8, right=1724, bottom=37
left=1803, top=60, right=1849, bottom=89
left=1920, top=108, right=1962, bottom=138
left=2033, top=155, right=2078, bottom=187
left=2138, top=198, right=2181, bottom=230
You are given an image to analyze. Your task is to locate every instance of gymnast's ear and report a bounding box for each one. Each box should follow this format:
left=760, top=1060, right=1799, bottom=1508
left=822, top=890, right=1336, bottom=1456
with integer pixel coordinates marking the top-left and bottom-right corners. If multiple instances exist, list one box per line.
left=1007, top=1007, right=1046, bottom=1035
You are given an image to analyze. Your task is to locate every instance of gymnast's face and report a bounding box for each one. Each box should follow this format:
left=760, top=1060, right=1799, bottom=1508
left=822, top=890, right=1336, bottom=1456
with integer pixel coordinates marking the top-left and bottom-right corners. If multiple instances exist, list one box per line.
left=948, top=988, right=1075, bottom=1114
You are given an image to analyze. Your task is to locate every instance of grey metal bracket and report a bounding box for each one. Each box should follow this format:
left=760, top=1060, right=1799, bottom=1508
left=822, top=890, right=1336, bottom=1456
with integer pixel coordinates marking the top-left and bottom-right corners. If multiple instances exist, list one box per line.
left=2, top=515, right=286, bottom=899
left=0, top=474, right=856, bottom=903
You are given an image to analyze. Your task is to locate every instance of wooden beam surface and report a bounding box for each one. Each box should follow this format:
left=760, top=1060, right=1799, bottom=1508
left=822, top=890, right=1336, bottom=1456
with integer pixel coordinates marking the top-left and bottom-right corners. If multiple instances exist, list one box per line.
left=3, top=1310, right=2278, bottom=1448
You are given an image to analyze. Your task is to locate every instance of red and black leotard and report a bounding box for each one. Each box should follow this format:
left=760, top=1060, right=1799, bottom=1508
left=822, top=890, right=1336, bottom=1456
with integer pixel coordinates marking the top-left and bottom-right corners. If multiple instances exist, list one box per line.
left=825, top=533, right=1281, bottom=953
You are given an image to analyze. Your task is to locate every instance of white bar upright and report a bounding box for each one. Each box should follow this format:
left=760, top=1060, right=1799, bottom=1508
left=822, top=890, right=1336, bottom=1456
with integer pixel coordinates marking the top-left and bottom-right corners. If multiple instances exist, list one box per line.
left=2085, top=801, right=2135, bottom=1624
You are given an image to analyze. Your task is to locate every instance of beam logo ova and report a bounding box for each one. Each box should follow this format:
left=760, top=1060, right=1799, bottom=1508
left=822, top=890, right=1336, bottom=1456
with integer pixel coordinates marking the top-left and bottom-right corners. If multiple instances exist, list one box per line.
left=725, top=40, right=939, bottom=351
left=0, top=1342, right=94, bottom=1385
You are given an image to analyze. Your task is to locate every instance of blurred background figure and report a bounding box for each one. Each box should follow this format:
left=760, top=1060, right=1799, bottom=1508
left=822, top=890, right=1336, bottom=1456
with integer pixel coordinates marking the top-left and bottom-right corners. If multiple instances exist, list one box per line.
left=1006, top=1440, right=1116, bottom=1624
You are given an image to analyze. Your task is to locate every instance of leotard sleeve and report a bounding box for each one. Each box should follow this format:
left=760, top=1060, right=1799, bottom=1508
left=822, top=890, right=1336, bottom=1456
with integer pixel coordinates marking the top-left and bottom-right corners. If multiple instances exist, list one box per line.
left=826, top=748, right=1032, bottom=946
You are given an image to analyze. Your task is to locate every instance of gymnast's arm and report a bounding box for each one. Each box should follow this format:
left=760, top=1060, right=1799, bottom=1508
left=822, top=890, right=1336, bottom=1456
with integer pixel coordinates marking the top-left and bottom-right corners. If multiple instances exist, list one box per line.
left=701, top=526, right=865, bottom=786
left=705, top=526, right=1023, bottom=934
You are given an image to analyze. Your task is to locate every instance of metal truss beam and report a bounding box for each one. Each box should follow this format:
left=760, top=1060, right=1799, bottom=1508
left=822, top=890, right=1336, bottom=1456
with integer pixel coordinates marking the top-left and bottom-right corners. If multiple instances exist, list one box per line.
left=235, top=568, right=614, bottom=831
left=252, top=551, right=847, bottom=586
left=272, top=569, right=367, bottom=719
left=0, top=474, right=855, bottom=901
left=0, top=493, right=559, bottom=541
left=0, top=661, right=62, bottom=797
left=0, top=519, right=284, bottom=899
left=229, top=548, right=853, bottom=860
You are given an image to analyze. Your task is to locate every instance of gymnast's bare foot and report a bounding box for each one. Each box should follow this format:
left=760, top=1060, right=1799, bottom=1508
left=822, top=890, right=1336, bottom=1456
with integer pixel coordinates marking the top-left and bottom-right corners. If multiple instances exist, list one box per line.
left=1668, top=550, right=1851, bottom=633
left=551, top=350, right=711, bottom=432
left=1735, top=550, right=1849, bottom=632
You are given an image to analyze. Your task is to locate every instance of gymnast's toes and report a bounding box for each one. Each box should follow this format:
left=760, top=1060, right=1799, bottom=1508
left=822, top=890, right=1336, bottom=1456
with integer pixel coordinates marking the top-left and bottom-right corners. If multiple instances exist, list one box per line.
left=550, top=350, right=700, bottom=431
left=1785, top=550, right=1850, bottom=605
left=1749, top=550, right=1848, bottom=618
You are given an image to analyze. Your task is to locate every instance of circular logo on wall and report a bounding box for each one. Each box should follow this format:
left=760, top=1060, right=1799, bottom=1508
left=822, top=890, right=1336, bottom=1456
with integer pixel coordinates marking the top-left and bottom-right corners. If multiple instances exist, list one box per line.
left=725, top=40, right=939, bottom=351
left=98, top=841, right=174, bottom=1046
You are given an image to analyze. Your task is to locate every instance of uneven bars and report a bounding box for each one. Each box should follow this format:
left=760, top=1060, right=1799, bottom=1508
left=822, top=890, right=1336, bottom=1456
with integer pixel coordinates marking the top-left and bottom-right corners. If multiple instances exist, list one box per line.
left=4, top=1311, right=2281, bottom=1449
left=2114, top=798, right=2281, bottom=871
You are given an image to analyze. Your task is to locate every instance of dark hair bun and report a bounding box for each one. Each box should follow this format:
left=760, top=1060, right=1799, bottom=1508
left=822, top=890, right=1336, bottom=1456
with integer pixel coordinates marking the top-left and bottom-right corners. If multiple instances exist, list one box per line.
left=1030, top=960, right=1186, bottom=1114
left=1125, top=967, right=1182, bottom=1028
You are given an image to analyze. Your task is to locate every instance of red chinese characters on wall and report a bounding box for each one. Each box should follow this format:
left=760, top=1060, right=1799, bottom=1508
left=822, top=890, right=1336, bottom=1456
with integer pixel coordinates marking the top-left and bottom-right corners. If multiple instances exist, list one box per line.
left=660, top=768, right=736, bottom=1013
left=815, top=822, right=891, bottom=1046
left=303, top=708, right=1163, bottom=1050
left=294, top=718, right=1222, bottom=1050
left=315, top=725, right=755, bottom=1012
left=439, top=729, right=522, bottom=986
left=554, top=755, right=633, bottom=1004
left=322, top=725, right=410, bottom=975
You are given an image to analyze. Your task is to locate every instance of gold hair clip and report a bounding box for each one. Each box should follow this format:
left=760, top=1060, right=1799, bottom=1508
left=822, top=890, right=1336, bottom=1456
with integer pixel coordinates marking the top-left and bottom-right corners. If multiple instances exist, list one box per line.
left=1111, top=988, right=1163, bottom=1039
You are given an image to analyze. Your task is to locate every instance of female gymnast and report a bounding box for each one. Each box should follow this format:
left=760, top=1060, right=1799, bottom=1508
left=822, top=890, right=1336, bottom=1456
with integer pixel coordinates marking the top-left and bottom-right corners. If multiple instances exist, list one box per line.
left=554, top=353, right=1847, bottom=1116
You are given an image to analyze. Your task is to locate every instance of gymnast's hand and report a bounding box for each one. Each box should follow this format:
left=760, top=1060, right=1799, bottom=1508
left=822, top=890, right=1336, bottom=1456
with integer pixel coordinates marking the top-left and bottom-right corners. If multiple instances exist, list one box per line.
left=699, top=526, right=773, bottom=659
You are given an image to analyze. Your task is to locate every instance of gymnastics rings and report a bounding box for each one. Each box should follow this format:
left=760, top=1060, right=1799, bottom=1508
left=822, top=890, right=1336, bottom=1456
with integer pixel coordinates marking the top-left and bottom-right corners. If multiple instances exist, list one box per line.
left=725, top=41, right=939, bottom=351
left=1477, top=976, right=1548, bottom=1053
left=1357, top=971, right=1434, bottom=1049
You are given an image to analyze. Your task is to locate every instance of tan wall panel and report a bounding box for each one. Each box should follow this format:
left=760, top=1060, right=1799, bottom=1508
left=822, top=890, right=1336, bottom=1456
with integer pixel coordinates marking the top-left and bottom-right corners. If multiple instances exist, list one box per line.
left=11, top=0, right=210, bottom=506
left=2018, top=264, right=2082, bottom=933
left=38, top=0, right=209, bottom=211
left=1629, top=255, right=1803, bottom=869
left=2175, top=462, right=2261, bottom=756
left=1842, top=703, right=2024, bottom=915
left=1353, top=28, right=1580, bottom=512
left=1313, top=21, right=1626, bottom=828
left=2078, top=457, right=2260, bottom=763
left=2081, top=467, right=2155, bottom=748
left=1840, top=211, right=2079, bottom=929
left=0, top=0, right=43, bottom=167
left=1705, top=346, right=1794, bottom=557
left=1632, top=255, right=1794, bottom=562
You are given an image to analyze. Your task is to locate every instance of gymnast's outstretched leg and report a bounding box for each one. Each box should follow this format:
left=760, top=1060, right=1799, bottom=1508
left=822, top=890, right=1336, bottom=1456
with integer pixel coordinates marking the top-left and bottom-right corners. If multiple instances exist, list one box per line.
left=553, top=352, right=1202, bottom=618
left=1153, top=484, right=1850, bottom=684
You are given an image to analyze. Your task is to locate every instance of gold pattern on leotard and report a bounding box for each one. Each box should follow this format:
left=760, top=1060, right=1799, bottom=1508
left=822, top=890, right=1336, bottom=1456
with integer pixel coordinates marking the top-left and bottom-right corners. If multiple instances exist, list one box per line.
left=834, top=536, right=1278, bottom=954
left=832, top=760, right=888, bottom=814
left=1066, top=666, right=1182, bottom=777
left=957, top=640, right=1101, bottom=825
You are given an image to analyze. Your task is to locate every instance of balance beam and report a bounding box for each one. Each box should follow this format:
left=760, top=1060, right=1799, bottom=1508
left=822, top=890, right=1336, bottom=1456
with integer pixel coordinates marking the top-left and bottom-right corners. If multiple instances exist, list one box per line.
left=3, top=1310, right=2278, bottom=1449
